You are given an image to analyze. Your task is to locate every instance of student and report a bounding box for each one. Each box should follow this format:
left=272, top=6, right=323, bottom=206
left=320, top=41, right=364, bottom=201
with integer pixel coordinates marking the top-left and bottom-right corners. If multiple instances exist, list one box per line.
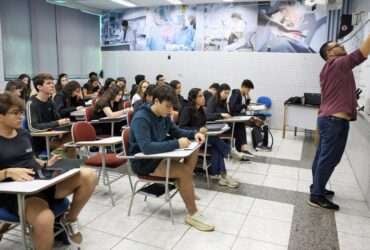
left=54, top=81, right=85, bottom=119
left=99, top=78, right=116, bottom=96
left=0, top=92, right=97, bottom=249
left=229, top=79, right=254, bottom=115
left=92, top=86, right=130, bottom=135
left=5, top=79, right=25, bottom=98
left=82, top=75, right=100, bottom=100
left=129, top=74, right=145, bottom=100
left=156, top=74, right=166, bottom=86
left=55, top=73, right=69, bottom=94
left=179, top=88, right=246, bottom=187
left=131, top=80, right=149, bottom=105
left=132, top=84, right=156, bottom=112
left=129, top=85, right=214, bottom=231
left=17, top=73, right=32, bottom=101
left=26, top=73, right=71, bottom=155
left=206, top=83, right=248, bottom=154
left=203, top=83, right=220, bottom=105
left=116, top=77, right=127, bottom=94
left=169, top=80, right=188, bottom=111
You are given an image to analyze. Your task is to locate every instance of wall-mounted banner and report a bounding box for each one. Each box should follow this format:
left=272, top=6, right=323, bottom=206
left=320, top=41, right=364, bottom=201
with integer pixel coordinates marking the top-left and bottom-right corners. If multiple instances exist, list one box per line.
left=101, top=1, right=327, bottom=53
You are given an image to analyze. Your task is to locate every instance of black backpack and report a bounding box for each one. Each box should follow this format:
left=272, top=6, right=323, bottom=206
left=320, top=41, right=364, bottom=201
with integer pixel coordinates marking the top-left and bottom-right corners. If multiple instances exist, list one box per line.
left=251, top=125, right=273, bottom=151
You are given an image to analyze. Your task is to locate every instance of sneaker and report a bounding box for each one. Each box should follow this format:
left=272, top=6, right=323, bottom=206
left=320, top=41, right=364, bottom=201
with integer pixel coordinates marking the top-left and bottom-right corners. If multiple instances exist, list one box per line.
left=185, top=212, right=215, bottom=232
left=241, top=149, right=255, bottom=158
left=60, top=215, right=82, bottom=247
left=209, top=175, right=221, bottom=180
left=218, top=176, right=239, bottom=188
left=225, top=175, right=239, bottom=187
left=307, top=196, right=340, bottom=210
left=230, top=149, right=252, bottom=161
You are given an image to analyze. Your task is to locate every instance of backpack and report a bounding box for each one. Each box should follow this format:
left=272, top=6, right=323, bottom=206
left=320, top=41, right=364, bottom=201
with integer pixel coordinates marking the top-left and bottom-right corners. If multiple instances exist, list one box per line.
left=251, top=125, right=273, bottom=151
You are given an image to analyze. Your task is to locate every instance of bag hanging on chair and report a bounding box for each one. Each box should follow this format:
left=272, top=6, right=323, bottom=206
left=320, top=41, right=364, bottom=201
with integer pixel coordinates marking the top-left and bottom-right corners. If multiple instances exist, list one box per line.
left=251, top=125, right=273, bottom=151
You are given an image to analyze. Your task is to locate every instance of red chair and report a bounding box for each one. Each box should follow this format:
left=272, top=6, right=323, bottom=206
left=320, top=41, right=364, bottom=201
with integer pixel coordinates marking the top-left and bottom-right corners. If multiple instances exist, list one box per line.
left=85, top=106, right=94, bottom=122
left=121, top=127, right=178, bottom=223
left=72, top=122, right=127, bottom=206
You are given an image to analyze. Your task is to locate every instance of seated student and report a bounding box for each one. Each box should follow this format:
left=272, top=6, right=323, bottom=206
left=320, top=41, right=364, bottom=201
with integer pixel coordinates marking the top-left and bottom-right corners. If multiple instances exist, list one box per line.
left=203, top=83, right=220, bottom=105
left=27, top=73, right=71, bottom=155
left=5, top=79, right=25, bottom=99
left=129, top=85, right=214, bottom=232
left=55, top=73, right=69, bottom=94
left=17, top=73, right=32, bottom=101
left=92, top=85, right=131, bottom=135
left=54, top=81, right=85, bottom=119
left=132, top=84, right=156, bottom=112
left=129, top=74, right=145, bottom=100
left=169, top=80, right=188, bottom=111
left=206, top=83, right=249, bottom=155
left=155, top=74, right=166, bottom=86
left=131, top=80, right=149, bottom=105
left=98, top=78, right=116, bottom=97
left=0, top=92, right=97, bottom=249
left=179, top=88, right=247, bottom=187
left=82, top=75, right=100, bottom=100
left=116, top=77, right=127, bottom=95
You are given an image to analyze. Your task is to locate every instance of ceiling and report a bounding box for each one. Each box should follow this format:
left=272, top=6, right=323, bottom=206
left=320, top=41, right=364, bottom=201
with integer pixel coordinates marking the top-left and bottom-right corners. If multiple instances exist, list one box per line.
left=46, top=0, right=270, bottom=14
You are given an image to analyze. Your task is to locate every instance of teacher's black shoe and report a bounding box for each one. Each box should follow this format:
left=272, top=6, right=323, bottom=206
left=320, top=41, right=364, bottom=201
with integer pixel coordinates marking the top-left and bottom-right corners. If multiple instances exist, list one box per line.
left=307, top=196, right=340, bottom=211
left=310, top=185, right=335, bottom=197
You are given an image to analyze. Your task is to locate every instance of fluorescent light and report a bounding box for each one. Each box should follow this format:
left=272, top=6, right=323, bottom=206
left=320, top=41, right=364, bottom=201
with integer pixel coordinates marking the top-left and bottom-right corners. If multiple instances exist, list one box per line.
left=166, top=0, right=183, bottom=5
left=223, top=0, right=234, bottom=2
left=111, top=0, right=136, bottom=7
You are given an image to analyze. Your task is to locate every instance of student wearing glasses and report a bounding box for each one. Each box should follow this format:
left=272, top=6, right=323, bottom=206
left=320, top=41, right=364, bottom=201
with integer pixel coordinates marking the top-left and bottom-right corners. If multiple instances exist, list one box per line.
left=309, top=36, right=370, bottom=210
left=0, top=92, right=97, bottom=249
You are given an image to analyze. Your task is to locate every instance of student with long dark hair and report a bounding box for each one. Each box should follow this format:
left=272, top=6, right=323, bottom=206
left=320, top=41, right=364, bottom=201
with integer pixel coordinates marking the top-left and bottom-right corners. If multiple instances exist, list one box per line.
left=54, top=81, right=85, bottom=118
left=206, top=83, right=248, bottom=154
left=92, top=85, right=131, bottom=135
left=99, top=78, right=116, bottom=96
left=169, top=80, right=188, bottom=111
left=179, top=88, right=245, bottom=187
left=17, top=73, right=32, bottom=101
left=0, top=92, right=97, bottom=249
left=55, top=73, right=69, bottom=93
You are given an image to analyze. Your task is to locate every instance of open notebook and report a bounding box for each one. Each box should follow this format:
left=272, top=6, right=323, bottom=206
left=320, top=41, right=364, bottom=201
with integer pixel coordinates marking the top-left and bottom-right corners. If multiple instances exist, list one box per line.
left=175, top=141, right=199, bottom=151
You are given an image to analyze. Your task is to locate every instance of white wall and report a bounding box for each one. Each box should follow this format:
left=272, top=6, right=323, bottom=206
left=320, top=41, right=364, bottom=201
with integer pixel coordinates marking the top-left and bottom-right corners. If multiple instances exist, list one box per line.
left=102, top=51, right=324, bottom=129
left=352, top=0, right=370, bottom=12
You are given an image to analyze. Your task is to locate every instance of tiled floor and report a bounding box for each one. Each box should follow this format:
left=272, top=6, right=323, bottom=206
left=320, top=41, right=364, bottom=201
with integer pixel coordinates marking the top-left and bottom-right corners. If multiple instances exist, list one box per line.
left=1, top=130, right=370, bottom=250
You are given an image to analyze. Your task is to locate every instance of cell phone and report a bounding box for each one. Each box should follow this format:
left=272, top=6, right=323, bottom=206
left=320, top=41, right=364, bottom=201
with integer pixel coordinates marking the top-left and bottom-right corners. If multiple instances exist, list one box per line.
left=35, top=168, right=65, bottom=180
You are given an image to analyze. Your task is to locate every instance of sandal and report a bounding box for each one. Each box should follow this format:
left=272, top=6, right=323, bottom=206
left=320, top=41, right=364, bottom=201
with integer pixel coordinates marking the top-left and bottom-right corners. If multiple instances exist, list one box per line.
left=60, top=215, right=82, bottom=247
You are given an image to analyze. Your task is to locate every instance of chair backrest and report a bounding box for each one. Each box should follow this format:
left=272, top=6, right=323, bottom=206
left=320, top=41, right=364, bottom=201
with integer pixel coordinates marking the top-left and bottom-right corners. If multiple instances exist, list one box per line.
left=71, top=122, right=96, bottom=142
left=121, top=127, right=130, bottom=156
left=257, top=96, right=272, bottom=109
left=127, top=110, right=134, bottom=126
left=85, top=106, right=94, bottom=121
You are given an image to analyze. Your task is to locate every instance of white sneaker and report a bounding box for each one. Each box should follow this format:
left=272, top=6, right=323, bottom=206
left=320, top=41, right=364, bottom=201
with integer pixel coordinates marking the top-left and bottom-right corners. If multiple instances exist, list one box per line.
left=230, top=149, right=252, bottom=162
left=218, top=176, right=239, bottom=188
left=210, top=175, right=221, bottom=180
left=185, top=212, right=215, bottom=232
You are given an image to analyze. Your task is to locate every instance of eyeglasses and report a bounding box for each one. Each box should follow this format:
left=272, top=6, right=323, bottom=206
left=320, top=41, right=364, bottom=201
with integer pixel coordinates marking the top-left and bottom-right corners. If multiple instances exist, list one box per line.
left=7, top=110, right=24, bottom=116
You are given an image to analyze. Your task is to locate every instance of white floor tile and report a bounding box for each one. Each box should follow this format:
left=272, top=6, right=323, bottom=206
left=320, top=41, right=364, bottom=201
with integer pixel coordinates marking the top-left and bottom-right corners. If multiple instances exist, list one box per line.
left=237, top=162, right=270, bottom=175
left=173, top=228, right=235, bottom=250
left=208, top=193, right=255, bottom=214
left=239, top=216, right=291, bottom=246
left=268, top=165, right=299, bottom=180
left=331, top=183, right=365, bottom=201
left=117, top=194, right=166, bottom=216
left=202, top=207, right=247, bottom=235
left=87, top=205, right=148, bottom=237
left=249, top=199, right=294, bottom=222
left=263, top=176, right=298, bottom=192
left=297, top=180, right=311, bottom=194
left=332, top=198, right=370, bottom=216
left=232, top=237, right=287, bottom=250
left=77, top=201, right=112, bottom=226
left=127, top=217, right=189, bottom=249
left=335, top=213, right=370, bottom=238
left=171, top=188, right=218, bottom=207
left=298, top=169, right=312, bottom=181
left=233, top=172, right=266, bottom=186
left=112, top=239, right=161, bottom=250
left=337, top=232, right=370, bottom=250
left=79, top=227, right=122, bottom=250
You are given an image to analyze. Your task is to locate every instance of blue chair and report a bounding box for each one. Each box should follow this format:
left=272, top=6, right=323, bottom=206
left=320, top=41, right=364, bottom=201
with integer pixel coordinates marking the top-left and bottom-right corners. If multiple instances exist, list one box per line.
left=256, top=96, right=272, bottom=118
left=0, top=198, right=70, bottom=249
